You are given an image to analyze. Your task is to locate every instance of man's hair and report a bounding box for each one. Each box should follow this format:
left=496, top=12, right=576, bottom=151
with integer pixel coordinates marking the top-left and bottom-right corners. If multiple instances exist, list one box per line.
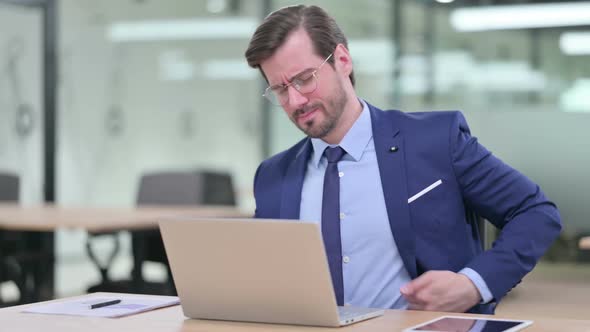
left=244, top=5, right=355, bottom=86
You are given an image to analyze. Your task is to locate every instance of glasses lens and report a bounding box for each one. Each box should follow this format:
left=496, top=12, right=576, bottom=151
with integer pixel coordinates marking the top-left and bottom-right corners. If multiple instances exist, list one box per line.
left=262, top=69, right=319, bottom=106
left=263, top=88, right=281, bottom=105
left=295, top=73, right=317, bottom=94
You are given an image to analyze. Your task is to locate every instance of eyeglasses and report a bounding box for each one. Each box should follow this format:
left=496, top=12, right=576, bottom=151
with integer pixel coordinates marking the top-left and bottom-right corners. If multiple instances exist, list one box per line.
left=263, top=53, right=333, bottom=106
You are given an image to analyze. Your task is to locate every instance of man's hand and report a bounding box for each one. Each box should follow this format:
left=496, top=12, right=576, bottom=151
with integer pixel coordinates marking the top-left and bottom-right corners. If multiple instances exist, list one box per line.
left=400, top=270, right=481, bottom=312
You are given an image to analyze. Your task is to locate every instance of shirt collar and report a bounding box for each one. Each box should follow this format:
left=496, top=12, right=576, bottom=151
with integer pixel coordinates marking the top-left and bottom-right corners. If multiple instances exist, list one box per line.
left=310, top=98, right=372, bottom=168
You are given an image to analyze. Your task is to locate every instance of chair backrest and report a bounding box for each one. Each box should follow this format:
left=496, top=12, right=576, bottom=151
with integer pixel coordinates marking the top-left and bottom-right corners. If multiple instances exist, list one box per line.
left=0, top=173, right=20, bottom=289
left=0, top=173, right=19, bottom=202
left=465, top=207, right=488, bottom=250
left=132, top=170, right=237, bottom=286
left=137, top=170, right=236, bottom=206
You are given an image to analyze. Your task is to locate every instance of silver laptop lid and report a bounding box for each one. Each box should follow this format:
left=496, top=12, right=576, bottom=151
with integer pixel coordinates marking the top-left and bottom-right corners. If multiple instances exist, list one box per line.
left=159, top=218, right=342, bottom=327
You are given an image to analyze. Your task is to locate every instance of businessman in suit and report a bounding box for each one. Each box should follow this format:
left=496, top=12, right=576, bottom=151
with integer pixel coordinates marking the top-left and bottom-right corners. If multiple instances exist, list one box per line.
left=244, top=5, right=561, bottom=314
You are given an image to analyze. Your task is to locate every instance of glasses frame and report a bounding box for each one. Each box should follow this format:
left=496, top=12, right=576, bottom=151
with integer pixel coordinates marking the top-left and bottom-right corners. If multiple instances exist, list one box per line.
left=263, top=53, right=334, bottom=106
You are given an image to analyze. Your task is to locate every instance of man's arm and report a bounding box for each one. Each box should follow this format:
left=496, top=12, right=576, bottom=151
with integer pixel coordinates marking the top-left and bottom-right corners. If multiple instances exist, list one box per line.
left=401, top=111, right=561, bottom=312
left=449, top=111, right=561, bottom=302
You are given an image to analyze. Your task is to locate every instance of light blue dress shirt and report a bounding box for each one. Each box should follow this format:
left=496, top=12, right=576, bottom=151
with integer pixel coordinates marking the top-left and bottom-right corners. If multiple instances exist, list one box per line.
left=300, top=100, right=410, bottom=309
left=299, top=99, right=492, bottom=309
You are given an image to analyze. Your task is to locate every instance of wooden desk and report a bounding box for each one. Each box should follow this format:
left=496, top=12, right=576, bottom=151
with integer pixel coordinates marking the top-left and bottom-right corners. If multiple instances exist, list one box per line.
left=579, top=236, right=590, bottom=250
left=496, top=262, right=590, bottom=321
left=1, top=293, right=589, bottom=332
left=0, top=204, right=250, bottom=302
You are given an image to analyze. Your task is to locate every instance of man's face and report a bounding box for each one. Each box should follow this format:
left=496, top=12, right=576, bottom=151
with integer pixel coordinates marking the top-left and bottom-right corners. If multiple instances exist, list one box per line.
left=259, top=29, right=348, bottom=139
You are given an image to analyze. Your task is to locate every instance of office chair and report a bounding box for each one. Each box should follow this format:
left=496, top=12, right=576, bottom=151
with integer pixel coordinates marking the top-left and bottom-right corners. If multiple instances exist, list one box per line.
left=0, top=173, right=28, bottom=306
left=465, top=206, right=489, bottom=251
left=131, top=170, right=237, bottom=295
left=86, top=170, right=236, bottom=295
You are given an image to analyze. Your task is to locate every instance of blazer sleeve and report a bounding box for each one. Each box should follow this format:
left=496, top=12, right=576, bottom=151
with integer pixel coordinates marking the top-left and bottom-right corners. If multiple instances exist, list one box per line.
left=449, top=112, right=561, bottom=302
left=253, top=158, right=283, bottom=219
left=253, top=162, right=263, bottom=218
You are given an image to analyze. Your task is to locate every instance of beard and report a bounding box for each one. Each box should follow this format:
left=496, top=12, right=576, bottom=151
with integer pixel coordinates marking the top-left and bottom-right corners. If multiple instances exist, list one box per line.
left=290, top=80, right=348, bottom=139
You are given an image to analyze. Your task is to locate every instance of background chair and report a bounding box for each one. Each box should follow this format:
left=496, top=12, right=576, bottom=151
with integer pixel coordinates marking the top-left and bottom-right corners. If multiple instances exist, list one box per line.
left=131, top=170, right=236, bottom=295
left=87, top=170, right=236, bottom=295
left=465, top=207, right=489, bottom=250
left=0, top=173, right=27, bottom=306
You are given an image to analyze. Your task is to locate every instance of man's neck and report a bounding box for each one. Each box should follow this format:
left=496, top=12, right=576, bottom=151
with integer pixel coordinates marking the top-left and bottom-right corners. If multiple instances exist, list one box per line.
left=322, top=97, right=363, bottom=145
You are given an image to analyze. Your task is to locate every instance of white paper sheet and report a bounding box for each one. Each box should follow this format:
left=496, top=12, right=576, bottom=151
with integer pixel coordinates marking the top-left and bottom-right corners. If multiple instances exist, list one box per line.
left=22, top=294, right=180, bottom=318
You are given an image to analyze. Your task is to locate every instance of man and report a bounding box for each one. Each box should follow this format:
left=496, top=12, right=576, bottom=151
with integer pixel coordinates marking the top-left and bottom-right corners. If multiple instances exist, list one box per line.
left=244, top=5, right=561, bottom=314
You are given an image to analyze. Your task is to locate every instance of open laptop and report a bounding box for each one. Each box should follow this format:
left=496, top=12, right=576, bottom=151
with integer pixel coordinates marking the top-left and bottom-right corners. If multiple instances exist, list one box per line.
left=159, top=218, right=384, bottom=327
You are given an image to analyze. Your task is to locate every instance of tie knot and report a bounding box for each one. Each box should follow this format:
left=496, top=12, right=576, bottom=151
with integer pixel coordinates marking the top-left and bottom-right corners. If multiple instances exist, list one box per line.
left=324, top=146, right=345, bottom=163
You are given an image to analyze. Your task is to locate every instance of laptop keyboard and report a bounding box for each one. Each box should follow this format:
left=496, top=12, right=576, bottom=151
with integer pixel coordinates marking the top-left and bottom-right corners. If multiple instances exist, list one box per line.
left=338, top=306, right=376, bottom=320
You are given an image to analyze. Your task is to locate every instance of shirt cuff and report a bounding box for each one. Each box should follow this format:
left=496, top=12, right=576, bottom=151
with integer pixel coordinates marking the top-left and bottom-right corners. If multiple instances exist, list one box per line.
left=459, top=268, right=494, bottom=304
left=469, top=318, right=487, bottom=332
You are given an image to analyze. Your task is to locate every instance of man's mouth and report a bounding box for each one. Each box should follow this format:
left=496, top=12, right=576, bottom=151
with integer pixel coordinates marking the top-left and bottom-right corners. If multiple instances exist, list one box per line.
left=295, top=105, right=320, bottom=123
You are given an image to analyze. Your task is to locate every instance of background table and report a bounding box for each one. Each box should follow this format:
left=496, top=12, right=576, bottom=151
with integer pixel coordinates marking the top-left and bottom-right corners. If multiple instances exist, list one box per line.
left=0, top=203, right=248, bottom=232
left=0, top=204, right=250, bottom=302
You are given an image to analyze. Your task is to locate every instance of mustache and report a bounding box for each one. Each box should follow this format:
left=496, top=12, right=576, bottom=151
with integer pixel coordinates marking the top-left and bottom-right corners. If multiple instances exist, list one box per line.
left=294, top=103, right=322, bottom=118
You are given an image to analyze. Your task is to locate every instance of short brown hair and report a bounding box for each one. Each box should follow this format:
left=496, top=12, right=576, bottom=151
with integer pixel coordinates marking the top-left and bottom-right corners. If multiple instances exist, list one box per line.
left=245, top=5, right=355, bottom=86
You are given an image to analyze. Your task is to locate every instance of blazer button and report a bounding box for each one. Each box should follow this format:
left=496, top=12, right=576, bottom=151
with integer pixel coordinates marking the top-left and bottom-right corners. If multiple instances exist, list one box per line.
left=390, top=146, right=398, bottom=152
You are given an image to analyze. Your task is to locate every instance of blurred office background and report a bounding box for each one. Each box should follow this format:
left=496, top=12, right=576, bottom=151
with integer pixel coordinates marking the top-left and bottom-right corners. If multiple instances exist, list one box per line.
left=1, top=0, right=589, bottom=316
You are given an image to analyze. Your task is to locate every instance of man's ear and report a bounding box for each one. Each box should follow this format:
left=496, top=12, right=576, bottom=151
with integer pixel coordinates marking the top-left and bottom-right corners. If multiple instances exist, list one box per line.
left=333, top=43, right=353, bottom=77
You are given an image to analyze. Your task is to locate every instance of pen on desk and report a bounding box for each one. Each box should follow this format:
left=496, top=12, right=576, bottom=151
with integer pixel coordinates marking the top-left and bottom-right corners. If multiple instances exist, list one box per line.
left=89, top=299, right=121, bottom=309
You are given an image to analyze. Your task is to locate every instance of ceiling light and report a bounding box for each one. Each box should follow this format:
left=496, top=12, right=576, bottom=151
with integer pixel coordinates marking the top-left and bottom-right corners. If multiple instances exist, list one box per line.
left=560, top=32, right=590, bottom=55
left=108, top=17, right=257, bottom=42
left=451, top=2, right=590, bottom=31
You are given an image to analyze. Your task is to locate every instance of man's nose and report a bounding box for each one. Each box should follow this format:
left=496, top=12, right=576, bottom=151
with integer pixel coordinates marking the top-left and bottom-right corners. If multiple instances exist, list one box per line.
left=286, top=85, right=308, bottom=109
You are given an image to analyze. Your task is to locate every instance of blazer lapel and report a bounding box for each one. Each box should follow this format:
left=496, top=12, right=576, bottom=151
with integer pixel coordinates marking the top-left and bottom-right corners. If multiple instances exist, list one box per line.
left=280, top=139, right=312, bottom=219
left=369, top=104, right=417, bottom=279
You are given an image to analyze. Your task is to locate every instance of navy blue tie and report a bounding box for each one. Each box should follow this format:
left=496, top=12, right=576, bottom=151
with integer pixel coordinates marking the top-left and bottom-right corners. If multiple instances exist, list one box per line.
left=321, top=146, right=346, bottom=306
